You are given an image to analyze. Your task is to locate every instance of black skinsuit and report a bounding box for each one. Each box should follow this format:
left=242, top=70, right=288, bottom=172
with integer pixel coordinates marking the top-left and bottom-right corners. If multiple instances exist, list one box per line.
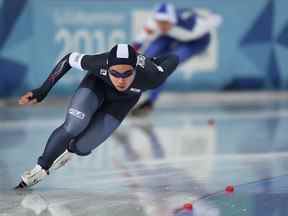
left=31, top=51, right=179, bottom=170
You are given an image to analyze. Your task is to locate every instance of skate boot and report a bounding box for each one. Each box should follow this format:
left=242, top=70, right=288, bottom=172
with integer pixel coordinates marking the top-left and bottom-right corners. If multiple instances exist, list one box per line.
left=15, top=165, right=48, bottom=189
left=49, top=149, right=73, bottom=172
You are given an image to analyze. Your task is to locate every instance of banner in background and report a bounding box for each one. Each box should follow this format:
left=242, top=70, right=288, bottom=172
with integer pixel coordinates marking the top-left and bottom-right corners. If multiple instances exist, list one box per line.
left=0, top=0, right=288, bottom=96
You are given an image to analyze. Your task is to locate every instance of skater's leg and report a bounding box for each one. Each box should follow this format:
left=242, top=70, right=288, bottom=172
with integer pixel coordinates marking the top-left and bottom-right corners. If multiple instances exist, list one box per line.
left=70, top=96, right=140, bottom=155
left=144, top=36, right=174, bottom=57
left=148, top=36, right=210, bottom=104
left=130, top=85, right=164, bottom=116
left=69, top=113, right=120, bottom=155
left=173, top=34, right=210, bottom=62
left=17, top=76, right=104, bottom=188
left=147, top=37, right=210, bottom=106
left=147, top=84, right=165, bottom=103
left=38, top=87, right=102, bottom=170
left=17, top=87, right=101, bottom=188
left=131, top=37, right=175, bottom=116
left=132, top=36, right=211, bottom=117
left=145, top=36, right=210, bottom=106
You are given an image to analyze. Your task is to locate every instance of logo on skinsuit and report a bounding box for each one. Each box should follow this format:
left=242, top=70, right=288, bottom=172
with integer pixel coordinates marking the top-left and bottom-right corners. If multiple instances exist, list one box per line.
left=156, top=65, right=164, bottom=72
left=100, top=68, right=107, bottom=76
left=130, top=87, right=141, bottom=93
left=136, top=55, right=146, bottom=68
left=69, top=108, right=85, bottom=120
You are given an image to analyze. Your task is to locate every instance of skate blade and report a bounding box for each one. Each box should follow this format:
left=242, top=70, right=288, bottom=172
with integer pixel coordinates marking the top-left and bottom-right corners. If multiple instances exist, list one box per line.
left=14, top=181, right=28, bottom=190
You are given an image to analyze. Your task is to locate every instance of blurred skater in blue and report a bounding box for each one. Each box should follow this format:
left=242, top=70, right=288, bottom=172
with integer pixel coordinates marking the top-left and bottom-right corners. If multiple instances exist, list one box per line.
left=131, top=2, right=222, bottom=116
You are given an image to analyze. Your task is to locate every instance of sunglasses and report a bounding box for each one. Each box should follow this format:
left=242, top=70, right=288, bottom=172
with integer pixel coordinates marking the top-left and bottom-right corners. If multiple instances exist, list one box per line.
left=108, top=69, right=135, bottom=78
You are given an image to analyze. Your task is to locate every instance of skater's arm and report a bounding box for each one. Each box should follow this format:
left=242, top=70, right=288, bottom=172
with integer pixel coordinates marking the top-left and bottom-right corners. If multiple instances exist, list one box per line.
left=69, top=52, right=108, bottom=72
left=19, top=54, right=72, bottom=104
left=19, top=52, right=107, bottom=104
left=21, top=54, right=72, bottom=104
left=132, top=18, right=159, bottom=51
left=142, top=54, right=179, bottom=88
left=168, top=13, right=222, bottom=41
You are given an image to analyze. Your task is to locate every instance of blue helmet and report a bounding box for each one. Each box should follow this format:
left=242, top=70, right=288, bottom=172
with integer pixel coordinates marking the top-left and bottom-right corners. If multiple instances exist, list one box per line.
left=154, top=3, right=177, bottom=24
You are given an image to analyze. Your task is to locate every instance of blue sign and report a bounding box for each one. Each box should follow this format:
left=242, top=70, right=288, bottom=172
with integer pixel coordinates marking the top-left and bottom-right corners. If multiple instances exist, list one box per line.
left=0, top=0, right=287, bottom=97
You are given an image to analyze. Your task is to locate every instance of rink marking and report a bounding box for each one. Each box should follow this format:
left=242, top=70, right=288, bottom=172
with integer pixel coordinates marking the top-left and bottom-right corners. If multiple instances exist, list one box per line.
left=54, top=151, right=288, bottom=186
left=1, top=109, right=288, bottom=129
left=72, top=152, right=288, bottom=175
left=124, top=152, right=288, bottom=166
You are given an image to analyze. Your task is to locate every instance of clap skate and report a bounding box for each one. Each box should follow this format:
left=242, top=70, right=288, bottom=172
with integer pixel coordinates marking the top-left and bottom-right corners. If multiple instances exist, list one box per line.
left=15, top=165, right=48, bottom=189
left=15, top=150, right=73, bottom=189
left=49, top=149, right=73, bottom=172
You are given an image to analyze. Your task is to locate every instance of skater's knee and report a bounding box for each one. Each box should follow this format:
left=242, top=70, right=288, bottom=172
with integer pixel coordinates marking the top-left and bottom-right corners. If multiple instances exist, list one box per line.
left=62, top=116, right=90, bottom=137
left=68, top=142, right=91, bottom=156
left=75, top=150, right=91, bottom=156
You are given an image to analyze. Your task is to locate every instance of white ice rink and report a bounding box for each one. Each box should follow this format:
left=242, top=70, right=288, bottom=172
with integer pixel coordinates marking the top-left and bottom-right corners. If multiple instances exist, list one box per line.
left=1, top=93, right=288, bottom=216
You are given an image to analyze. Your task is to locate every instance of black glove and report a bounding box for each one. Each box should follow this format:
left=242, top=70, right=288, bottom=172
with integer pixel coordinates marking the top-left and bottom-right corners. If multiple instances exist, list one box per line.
left=31, top=87, right=48, bottom=102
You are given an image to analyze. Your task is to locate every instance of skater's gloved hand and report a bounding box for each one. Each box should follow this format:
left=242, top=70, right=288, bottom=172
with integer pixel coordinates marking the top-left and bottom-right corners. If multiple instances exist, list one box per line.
left=30, top=87, right=48, bottom=103
left=19, top=92, right=38, bottom=105
left=19, top=88, right=47, bottom=105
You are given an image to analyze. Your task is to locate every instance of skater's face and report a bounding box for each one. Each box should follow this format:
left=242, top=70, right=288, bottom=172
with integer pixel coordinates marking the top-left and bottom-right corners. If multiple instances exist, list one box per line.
left=156, top=20, right=173, bottom=33
left=109, top=64, right=135, bottom=92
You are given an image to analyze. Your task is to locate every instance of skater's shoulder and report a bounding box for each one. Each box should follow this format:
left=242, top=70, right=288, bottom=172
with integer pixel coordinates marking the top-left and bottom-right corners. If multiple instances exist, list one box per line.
left=175, top=8, right=197, bottom=30
left=83, top=52, right=109, bottom=65
left=80, top=52, right=109, bottom=71
left=135, top=54, right=147, bottom=69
